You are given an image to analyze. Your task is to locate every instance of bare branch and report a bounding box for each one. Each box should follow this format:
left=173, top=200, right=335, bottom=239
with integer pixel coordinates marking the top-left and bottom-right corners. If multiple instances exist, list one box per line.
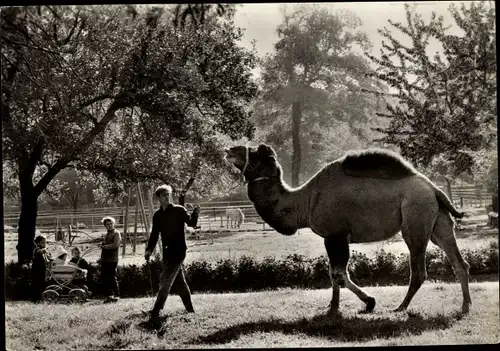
left=59, top=10, right=80, bottom=45
left=78, top=94, right=114, bottom=110
left=361, top=88, right=400, bottom=98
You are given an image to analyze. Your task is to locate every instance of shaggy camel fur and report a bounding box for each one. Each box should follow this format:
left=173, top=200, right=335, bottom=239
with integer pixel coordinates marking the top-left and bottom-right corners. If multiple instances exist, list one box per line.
left=225, top=144, right=471, bottom=314
left=226, top=208, right=245, bottom=229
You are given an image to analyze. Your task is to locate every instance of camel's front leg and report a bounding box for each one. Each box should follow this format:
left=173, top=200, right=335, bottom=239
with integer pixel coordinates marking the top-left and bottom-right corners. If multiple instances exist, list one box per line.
left=324, top=235, right=376, bottom=313
left=327, top=264, right=340, bottom=313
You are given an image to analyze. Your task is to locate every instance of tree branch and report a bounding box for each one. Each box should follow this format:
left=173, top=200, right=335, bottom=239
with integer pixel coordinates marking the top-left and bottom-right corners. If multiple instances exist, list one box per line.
left=1, top=99, right=22, bottom=145
left=33, top=98, right=126, bottom=196
left=2, top=35, right=61, bottom=56
left=59, top=10, right=80, bottom=46
left=79, top=94, right=114, bottom=110
left=361, top=88, right=400, bottom=98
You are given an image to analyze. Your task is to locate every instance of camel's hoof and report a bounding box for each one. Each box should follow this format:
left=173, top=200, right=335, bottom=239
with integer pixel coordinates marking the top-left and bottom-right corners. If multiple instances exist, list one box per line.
left=393, top=306, right=406, bottom=313
left=365, top=297, right=376, bottom=313
left=462, top=303, right=471, bottom=314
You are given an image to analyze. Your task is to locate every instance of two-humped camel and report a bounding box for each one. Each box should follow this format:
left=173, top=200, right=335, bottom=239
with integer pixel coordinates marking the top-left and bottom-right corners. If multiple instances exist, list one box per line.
left=225, top=144, right=471, bottom=314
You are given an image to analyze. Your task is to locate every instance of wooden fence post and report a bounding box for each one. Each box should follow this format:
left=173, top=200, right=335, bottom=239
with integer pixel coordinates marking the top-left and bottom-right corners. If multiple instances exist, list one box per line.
left=68, top=225, right=72, bottom=247
left=122, top=186, right=133, bottom=258
left=147, top=185, right=159, bottom=256
left=147, top=186, right=155, bottom=234
left=137, top=183, right=150, bottom=236
left=132, top=190, right=139, bottom=256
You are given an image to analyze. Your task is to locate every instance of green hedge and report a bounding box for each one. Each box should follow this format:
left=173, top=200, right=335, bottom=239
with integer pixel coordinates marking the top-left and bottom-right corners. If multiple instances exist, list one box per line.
left=5, top=241, right=498, bottom=300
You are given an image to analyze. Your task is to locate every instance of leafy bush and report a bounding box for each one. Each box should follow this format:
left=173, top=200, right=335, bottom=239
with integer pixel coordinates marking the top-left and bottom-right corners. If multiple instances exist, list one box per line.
left=5, top=243, right=498, bottom=300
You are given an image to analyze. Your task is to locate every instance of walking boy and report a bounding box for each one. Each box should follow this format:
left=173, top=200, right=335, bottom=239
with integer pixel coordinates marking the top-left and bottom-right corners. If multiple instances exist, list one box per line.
left=144, top=184, right=200, bottom=328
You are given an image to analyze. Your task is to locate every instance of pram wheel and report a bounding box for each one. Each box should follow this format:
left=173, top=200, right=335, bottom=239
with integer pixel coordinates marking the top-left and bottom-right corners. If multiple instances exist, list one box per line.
left=41, top=289, right=59, bottom=303
left=69, top=288, right=87, bottom=303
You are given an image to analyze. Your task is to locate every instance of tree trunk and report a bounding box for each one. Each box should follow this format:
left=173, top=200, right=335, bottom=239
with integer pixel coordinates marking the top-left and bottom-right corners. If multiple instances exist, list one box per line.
left=17, top=192, right=38, bottom=264
left=291, top=100, right=302, bottom=187
left=179, top=176, right=196, bottom=206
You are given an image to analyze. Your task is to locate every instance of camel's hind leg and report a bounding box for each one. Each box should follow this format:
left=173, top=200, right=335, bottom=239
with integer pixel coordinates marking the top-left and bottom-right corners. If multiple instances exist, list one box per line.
left=431, top=210, right=471, bottom=313
left=395, top=203, right=435, bottom=312
left=324, top=235, right=376, bottom=313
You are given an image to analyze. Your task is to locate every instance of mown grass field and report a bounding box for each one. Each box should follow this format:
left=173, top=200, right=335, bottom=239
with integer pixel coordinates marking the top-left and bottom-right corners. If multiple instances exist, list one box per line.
left=5, top=282, right=499, bottom=349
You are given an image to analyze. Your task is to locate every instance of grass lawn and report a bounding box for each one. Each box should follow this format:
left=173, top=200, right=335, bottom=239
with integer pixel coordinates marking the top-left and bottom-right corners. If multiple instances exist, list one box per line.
left=5, top=224, right=497, bottom=268
left=5, top=281, right=499, bottom=349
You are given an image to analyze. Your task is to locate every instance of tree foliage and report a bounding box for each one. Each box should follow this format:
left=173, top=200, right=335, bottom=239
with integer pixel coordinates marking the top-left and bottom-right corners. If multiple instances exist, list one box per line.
left=1, top=5, right=257, bottom=263
left=258, top=5, right=384, bottom=186
left=170, top=3, right=237, bottom=29
left=365, top=2, right=496, bottom=177
left=256, top=5, right=384, bottom=184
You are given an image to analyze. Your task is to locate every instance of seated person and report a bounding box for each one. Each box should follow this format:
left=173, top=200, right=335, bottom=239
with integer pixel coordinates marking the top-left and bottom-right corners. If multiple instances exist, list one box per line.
left=68, top=246, right=90, bottom=291
left=50, top=246, right=87, bottom=286
left=69, top=247, right=89, bottom=271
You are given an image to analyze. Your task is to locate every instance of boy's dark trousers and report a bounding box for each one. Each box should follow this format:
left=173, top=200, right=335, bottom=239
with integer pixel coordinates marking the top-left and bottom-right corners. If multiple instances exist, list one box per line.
left=100, top=261, right=120, bottom=297
left=151, top=255, right=194, bottom=316
left=31, top=275, right=46, bottom=303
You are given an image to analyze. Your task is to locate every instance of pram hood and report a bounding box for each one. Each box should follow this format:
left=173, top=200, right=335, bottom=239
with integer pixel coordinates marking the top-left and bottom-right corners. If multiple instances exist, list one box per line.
left=49, top=246, right=87, bottom=282
left=53, top=245, right=68, bottom=259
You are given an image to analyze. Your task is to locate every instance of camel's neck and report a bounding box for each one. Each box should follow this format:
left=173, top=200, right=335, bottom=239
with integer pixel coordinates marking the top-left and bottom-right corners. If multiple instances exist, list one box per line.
left=247, top=177, right=309, bottom=235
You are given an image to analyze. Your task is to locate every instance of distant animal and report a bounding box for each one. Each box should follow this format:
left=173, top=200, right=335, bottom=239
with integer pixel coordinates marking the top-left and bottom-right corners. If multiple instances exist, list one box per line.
left=185, top=225, right=201, bottom=240
left=225, top=143, right=471, bottom=314
left=225, top=208, right=245, bottom=229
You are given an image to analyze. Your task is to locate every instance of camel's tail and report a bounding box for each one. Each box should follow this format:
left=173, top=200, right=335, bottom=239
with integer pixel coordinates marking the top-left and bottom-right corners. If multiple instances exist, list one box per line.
left=434, top=186, right=465, bottom=218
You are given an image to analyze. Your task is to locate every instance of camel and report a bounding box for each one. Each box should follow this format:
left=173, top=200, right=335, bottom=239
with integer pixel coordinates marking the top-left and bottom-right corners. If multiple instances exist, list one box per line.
left=225, top=207, right=245, bottom=229
left=225, top=143, right=471, bottom=314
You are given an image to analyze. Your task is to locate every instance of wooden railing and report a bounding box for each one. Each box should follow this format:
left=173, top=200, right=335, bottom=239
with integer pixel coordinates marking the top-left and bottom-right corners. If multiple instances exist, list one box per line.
left=3, top=202, right=264, bottom=232
left=4, top=185, right=495, bottom=232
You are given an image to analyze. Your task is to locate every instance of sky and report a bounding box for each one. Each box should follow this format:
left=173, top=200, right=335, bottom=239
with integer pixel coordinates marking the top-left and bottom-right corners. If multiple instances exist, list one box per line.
left=232, top=1, right=475, bottom=78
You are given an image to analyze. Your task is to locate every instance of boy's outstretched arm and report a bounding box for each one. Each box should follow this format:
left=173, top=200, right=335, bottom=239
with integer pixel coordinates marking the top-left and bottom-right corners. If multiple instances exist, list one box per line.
left=184, top=205, right=200, bottom=228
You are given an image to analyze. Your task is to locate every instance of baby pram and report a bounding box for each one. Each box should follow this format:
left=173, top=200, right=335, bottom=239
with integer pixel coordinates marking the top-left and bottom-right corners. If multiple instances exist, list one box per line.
left=41, top=245, right=93, bottom=303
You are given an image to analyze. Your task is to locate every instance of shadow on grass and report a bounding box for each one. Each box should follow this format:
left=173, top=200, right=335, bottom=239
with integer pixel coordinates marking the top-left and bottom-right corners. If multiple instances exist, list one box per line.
left=191, top=310, right=464, bottom=345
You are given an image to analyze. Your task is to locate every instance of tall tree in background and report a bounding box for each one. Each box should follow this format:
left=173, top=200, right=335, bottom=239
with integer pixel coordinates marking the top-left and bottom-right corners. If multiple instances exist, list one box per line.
left=259, top=5, right=382, bottom=186
left=1, top=5, right=257, bottom=264
left=365, top=2, right=496, bottom=190
left=171, top=3, right=236, bottom=28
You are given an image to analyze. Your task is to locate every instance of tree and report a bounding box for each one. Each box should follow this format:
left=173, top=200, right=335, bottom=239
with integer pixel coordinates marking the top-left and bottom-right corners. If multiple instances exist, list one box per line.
left=251, top=95, right=387, bottom=185
left=171, top=3, right=236, bottom=29
left=365, top=2, right=496, bottom=178
left=1, top=5, right=257, bottom=264
left=259, top=5, right=382, bottom=186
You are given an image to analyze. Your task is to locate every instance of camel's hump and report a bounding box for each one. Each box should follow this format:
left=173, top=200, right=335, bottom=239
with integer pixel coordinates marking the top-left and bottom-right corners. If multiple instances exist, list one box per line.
left=340, top=149, right=417, bottom=179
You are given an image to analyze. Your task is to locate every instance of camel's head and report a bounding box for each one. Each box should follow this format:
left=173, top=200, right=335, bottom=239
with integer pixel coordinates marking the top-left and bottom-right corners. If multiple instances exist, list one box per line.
left=225, top=144, right=281, bottom=181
